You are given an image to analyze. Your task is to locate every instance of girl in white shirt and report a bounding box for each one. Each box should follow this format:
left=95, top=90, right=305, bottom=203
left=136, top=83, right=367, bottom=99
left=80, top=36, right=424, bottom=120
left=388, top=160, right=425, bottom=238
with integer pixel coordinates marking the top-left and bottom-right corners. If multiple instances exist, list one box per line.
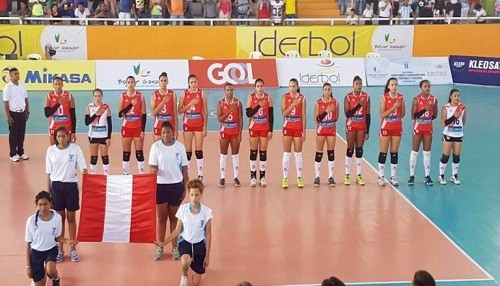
left=158, top=179, right=213, bottom=286
left=25, top=191, right=76, bottom=286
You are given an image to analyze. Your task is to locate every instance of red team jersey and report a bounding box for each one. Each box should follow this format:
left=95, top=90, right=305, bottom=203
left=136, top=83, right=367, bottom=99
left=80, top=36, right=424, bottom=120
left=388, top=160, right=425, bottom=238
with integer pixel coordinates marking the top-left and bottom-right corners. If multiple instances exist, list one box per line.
left=47, top=91, right=73, bottom=133
left=182, top=89, right=204, bottom=128
left=120, top=91, right=144, bottom=130
left=248, top=92, right=270, bottom=132
left=316, top=98, right=337, bottom=136
left=153, top=90, right=176, bottom=135
left=283, top=93, right=304, bottom=131
left=413, top=94, right=436, bottom=133
left=219, top=97, right=241, bottom=136
left=380, top=92, right=404, bottom=131
left=345, top=91, right=369, bottom=132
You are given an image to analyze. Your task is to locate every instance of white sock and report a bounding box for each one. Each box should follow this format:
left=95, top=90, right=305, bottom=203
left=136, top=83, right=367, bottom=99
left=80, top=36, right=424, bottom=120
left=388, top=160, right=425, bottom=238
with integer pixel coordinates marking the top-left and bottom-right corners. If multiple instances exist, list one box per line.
left=90, top=164, right=97, bottom=174
left=378, top=163, right=385, bottom=178
left=328, top=160, right=335, bottom=178
left=355, top=157, right=362, bottom=176
left=250, top=160, right=257, bottom=172
left=219, top=154, right=227, bottom=179
left=138, top=161, right=146, bottom=174
left=409, top=150, right=419, bottom=176
left=452, top=163, right=459, bottom=176
left=314, top=161, right=321, bottom=178
left=423, top=151, right=431, bottom=177
left=103, top=164, right=110, bottom=175
left=390, top=164, right=397, bottom=178
left=122, top=161, right=130, bottom=175
left=197, top=158, right=204, bottom=177
left=232, top=154, right=239, bottom=179
left=439, top=162, right=447, bottom=176
left=282, top=152, right=291, bottom=178
left=260, top=160, right=267, bottom=173
left=294, top=152, right=303, bottom=178
left=345, top=156, right=352, bottom=175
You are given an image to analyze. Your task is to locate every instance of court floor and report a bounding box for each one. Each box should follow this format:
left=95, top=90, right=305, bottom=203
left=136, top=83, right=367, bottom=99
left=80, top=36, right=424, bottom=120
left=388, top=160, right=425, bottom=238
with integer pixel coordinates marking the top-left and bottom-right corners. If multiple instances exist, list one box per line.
left=0, top=84, right=498, bottom=285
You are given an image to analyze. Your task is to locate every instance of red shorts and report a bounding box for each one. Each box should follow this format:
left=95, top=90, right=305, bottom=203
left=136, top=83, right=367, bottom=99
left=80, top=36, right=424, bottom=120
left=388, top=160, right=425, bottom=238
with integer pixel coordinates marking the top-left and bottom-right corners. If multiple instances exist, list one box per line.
left=249, top=129, right=269, bottom=138
left=283, top=128, right=303, bottom=138
left=49, top=128, right=73, bottom=136
left=379, top=128, right=403, bottom=137
left=346, top=125, right=365, bottom=133
left=317, top=130, right=336, bottom=137
left=220, top=132, right=239, bottom=140
left=183, top=125, right=203, bottom=132
left=413, top=128, right=433, bottom=136
left=121, top=127, right=142, bottom=138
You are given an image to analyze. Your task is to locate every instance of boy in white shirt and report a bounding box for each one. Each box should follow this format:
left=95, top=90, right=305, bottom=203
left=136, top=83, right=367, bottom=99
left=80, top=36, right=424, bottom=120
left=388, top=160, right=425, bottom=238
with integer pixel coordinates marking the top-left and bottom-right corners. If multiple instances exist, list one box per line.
left=398, top=0, right=413, bottom=24
left=270, top=0, right=284, bottom=25
left=362, top=2, right=373, bottom=24
left=346, top=8, right=358, bottom=25
left=473, top=3, right=486, bottom=23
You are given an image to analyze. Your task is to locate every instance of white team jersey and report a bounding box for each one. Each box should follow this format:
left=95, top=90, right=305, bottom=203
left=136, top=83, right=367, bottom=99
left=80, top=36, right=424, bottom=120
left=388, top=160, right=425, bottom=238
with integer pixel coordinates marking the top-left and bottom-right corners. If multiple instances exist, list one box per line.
left=25, top=211, right=62, bottom=251
left=46, top=143, right=87, bottom=182
left=149, top=140, right=188, bottom=184
left=271, top=0, right=284, bottom=22
left=176, top=203, right=213, bottom=244
left=442, top=102, right=465, bottom=138
left=87, top=103, right=110, bottom=139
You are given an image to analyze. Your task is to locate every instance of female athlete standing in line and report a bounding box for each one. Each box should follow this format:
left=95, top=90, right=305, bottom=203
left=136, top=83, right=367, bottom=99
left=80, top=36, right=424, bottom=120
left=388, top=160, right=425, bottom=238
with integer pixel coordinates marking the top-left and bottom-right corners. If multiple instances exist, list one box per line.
left=151, top=72, right=177, bottom=142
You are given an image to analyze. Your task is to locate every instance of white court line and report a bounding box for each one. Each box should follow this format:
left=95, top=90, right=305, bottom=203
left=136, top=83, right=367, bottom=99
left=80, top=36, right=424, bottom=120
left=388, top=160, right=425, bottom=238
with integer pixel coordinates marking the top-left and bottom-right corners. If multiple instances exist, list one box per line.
left=280, top=278, right=495, bottom=286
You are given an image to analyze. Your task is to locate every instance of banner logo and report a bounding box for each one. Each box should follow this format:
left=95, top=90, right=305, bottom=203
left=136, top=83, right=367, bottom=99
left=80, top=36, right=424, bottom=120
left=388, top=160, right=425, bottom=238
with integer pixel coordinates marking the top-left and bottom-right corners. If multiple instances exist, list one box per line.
left=207, top=63, right=256, bottom=85
left=25, top=67, right=92, bottom=84
left=133, top=63, right=152, bottom=78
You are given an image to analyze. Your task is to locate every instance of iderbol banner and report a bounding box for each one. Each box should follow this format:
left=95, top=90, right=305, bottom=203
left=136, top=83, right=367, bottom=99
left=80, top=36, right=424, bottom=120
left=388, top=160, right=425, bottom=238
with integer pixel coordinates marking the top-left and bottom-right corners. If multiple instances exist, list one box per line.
left=365, top=57, right=453, bottom=86
left=95, top=60, right=189, bottom=90
left=276, top=58, right=366, bottom=87
left=188, top=59, right=278, bottom=88
left=449, top=55, right=500, bottom=86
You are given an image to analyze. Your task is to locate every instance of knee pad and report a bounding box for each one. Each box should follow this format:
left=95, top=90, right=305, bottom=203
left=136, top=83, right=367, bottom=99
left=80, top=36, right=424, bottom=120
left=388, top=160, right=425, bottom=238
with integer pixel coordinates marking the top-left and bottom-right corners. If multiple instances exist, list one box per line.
left=327, top=150, right=335, bottom=161
left=90, top=156, right=98, bottom=165
left=378, top=152, right=387, bottom=164
left=259, top=150, right=267, bottom=161
left=440, top=154, right=450, bottom=164
left=123, top=151, right=131, bottom=162
left=452, top=154, right=460, bottom=164
left=250, top=149, right=258, bottom=161
left=390, top=152, right=398, bottom=164
left=186, top=151, right=192, bottom=161
left=315, top=151, right=323, bottom=163
left=135, top=150, right=144, bottom=162
left=346, top=148, right=354, bottom=158
left=355, top=147, right=363, bottom=158
left=195, top=150, right=203, bottom=159
left=101, top=155, right=109, bottom=165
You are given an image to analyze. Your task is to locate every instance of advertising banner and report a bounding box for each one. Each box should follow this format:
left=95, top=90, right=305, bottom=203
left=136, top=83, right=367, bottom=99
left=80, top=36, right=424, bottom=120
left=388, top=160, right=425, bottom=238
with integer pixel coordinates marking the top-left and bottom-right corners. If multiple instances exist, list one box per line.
left=275, top=58, right=366, bottom=87
left=370, top=26, right=414, bottom=58
left=449, top=55, right=500, bottom=86
left=39, top=26, right=88, bottom=60
left=95, top=60, right=189, bottom=90
left=365, top=57, right=452, bottom=86
left=0, top=60, right=95, bottom=90
left=188, top=59, right=278, bottom=88
left=0, top=26, right=44, bottom=59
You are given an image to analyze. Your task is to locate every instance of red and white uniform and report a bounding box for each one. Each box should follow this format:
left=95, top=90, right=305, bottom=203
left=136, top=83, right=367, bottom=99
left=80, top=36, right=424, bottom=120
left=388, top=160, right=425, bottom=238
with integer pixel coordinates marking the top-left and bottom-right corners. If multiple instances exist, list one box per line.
left=316, top=97, right=337, bottom=136
left=380, top=92, right=404, bottom=136
left=345, top=91, right=369, bottom=132
left=248, top=92, right=270, bottom=132
left=283, top=92, right=304, bottom=137
left=120, top=91, right=144, bottom=137
left=443, top=103, right=466, bottom=138
left=87, top=102, right=110, bottom=139
left=219, top=97, right=241, bottom=139
left=182, top=89, right=204, bottom=131
left=413, top=93, right=436, bottom=135
left=152, top=90, right=176, bottom=136
left=46, top=91, right=73, bottom=135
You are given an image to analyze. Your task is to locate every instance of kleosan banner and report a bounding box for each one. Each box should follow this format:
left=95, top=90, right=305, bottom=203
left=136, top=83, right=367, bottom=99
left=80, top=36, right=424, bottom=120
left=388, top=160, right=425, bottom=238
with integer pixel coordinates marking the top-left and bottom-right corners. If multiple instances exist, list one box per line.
left=95, top=60, right=189, bottom=90
left=188, top=59, right=278, bottom=88
left=449, top=55, right=500, bottom=86
left=275, top=58, right=366, bottom=87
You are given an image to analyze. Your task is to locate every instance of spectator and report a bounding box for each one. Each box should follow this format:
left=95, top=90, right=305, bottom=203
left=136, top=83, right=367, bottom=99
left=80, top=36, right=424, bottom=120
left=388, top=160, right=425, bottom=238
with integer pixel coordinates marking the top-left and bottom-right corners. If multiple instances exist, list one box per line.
left=362, top=2, right=373, bottom=24
left=417, top=0, right=433, bottom=23
left=434, top=0, right=445, bottom=23
left=50, top=3, right=63, bottom=23
left=473, top=3, right=486, bottom=22
left=450, top=0, right=460, bottom=21
left=270, top=0, right=284, bottom=25
left=460, top=0, right=469, bottom=22
left=149, top=0, right=164, bottom=24
left=218, top=0, right=232, bottom=25
left=412, top=270, right=435, bottom=286
left=184, top=0, right=194, bottom=25
left=118, top=0, right=133, bottom=25
left=338, top=0, right=347, bottom=14
left=30, top=0, right=46, bottom=23
left=0, top=0, right=8, bottom=23
left=202, top=0, right=217, bottom=25
left=59, top=1, right=75, bottom=17
left=18, top=1, right=32, bottom=22
left=283, top=0, right=297, bottom=24
left=256, top=0, right=271, bottom=25
left=378, top=0, right=392, bottom=24
left=234, top=0, right=250, bottom=25
left=71, top=0, right=87, bottom=7
left=95, top=1, right=114, bottom=24
left=74, top=2, right=90, bottom=24
left=104, top=0, right=119, bottom=18
left=398, top=0, right=413, bottom=24
left=367, top=0, right=378, bottom=15
left=393, top=0, right=400, bottom=17
left=356, top=0, right=366, bottom=14
left=133, top=0, right=149, bottom=24
left=321, top=276, right=346, bottom=286
left=167, top=0, right=186, bottom=25
left=445, top=1, right=454, bottom=23
left=346, top=7, right=358, bottom=24
left=495, top=0, right=500, bottom=19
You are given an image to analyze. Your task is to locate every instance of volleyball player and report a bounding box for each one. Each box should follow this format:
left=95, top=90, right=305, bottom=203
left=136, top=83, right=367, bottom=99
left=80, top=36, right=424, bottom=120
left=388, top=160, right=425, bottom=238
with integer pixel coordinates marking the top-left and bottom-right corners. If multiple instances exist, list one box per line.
left=44, top=77, right=76, bottom=145
left=151, top=72, right=177, bottom=142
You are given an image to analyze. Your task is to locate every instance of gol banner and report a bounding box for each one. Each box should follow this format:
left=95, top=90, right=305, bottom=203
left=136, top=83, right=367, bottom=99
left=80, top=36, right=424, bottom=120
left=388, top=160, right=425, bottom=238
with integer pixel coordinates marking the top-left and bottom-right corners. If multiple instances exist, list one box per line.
left=0, top=26, right=44, bottom=59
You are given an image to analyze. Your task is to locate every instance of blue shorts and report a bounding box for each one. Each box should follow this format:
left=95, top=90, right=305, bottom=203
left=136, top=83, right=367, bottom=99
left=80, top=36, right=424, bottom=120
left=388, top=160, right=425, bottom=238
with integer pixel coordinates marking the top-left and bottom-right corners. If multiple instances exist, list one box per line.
left=50, top=181, right=80, bottom=212
left=178, top=240, right=207, bottom=274
left=156, top=183, right=184, bottom=206
left=30, top=246, right=58, bottom=282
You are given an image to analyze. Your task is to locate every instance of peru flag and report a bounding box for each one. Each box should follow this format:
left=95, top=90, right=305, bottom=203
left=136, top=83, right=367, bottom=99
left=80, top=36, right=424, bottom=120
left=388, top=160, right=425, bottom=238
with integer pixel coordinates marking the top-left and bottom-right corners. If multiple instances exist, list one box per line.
left=77, top=174, right=157, bottom=243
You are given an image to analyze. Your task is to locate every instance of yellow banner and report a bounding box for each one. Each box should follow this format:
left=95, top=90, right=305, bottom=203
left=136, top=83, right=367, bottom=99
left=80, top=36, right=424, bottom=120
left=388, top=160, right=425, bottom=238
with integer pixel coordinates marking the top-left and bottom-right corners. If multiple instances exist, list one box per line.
left=87, top=26, right=236, bottom=60
left=0, top=26, right=45, bottom=59
left=0, top=60, right=95, bottom=90
left=236, top=26, right=376, bottom=58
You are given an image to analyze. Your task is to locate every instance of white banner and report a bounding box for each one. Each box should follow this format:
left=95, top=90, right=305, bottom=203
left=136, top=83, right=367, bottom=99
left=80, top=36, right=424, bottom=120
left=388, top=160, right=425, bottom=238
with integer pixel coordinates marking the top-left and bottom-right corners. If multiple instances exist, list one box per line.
left=371, top=26, right=414, bottom=58
left=276, top=58, right=366, bottom=87
left=40, top=26, right=88, bottom=60
left=95, top=60, right=190, bottom=90
left=365, top=57, right=453, bottom=86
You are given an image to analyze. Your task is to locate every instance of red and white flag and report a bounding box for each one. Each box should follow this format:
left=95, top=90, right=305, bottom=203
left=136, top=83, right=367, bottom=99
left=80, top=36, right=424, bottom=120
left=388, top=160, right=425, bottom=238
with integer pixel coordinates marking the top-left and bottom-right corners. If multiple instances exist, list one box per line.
left=77, top=174, right=157, bottom=243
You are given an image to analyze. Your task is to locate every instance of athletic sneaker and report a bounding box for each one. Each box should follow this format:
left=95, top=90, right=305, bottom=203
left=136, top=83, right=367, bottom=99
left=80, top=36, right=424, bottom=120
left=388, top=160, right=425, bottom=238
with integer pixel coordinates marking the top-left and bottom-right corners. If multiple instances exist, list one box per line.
left=20, top=153, right=29, bottom=160
left=52, top=278, right=60, bottom=286
left=70, top=248, right=80, bottom=262
left=218, top=178, right=225, bottom=188
left=356, top=175, right=365, bottom=186
left=377, top=176, right=387, bottom=186
left=424, top=176, right=434, bottom=186
left=439, top=175, right=446, bottom=185
left=450, top=174, right=461, bottom=185
left=260, top=177, right=267, bottom=187
left=389, top=176, right=399, bottom=187
left=172, top=246, right=180, bottom=260
left=180, top=275, right=188, bottom=286
left=56, top=248, right=64, bottom=263
left=154, top=245, right=164, bottom=261
left=282, top=178, right=289, bottom=189
left=344, top=174, right=351, bottom=185
left=408, top=176, right=415, bottom=186
left=297, top=177, right=304, bottom=188
left=328, top=177, right=336, bottom=187
left=250, top=177, right=257, bottom=187
left=233, top=178, right=241, bottom=187
left=10, top=154, right=20, bottom=162
left=313, top=177, right=320, bottom=187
